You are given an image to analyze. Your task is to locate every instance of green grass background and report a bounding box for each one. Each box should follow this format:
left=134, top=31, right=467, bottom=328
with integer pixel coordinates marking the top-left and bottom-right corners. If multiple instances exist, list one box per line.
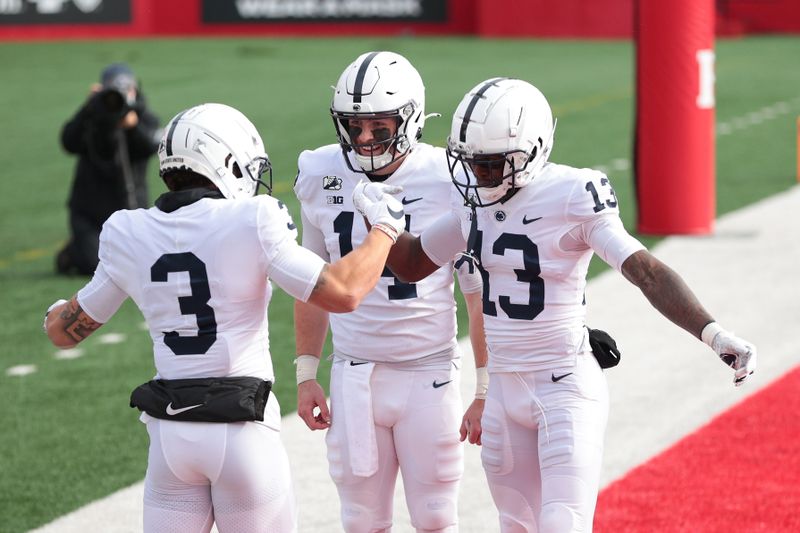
left=1, top=36, right=798, bottom=532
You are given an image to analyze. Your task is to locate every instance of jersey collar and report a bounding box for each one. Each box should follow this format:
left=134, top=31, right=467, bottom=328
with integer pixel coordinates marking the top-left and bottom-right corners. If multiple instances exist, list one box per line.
left=155, top=188, right=225, bottom=213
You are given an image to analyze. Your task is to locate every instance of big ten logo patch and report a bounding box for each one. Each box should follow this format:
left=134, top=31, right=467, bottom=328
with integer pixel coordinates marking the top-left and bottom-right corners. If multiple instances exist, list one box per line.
left=327, top=196, right=344, bottom=205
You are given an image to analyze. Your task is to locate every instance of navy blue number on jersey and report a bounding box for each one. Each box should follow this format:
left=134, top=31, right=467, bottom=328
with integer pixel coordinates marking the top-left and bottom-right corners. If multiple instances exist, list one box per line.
left=474, top=231, right=545, bottom=320
left=585, top=177, right=619, bottom=213
left=333, top=211, right=417, bottom=300
left=276, top=199, right=297, bottom=230
left=151, top=252, right=218, bottom=355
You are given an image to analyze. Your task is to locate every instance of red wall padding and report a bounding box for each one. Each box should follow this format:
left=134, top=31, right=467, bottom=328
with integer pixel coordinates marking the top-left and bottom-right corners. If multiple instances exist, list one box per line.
left=476, top=0, right=633, bottom=38
left=719, top=0, right=800, bottom=33
left=0, top=0, right=477, bottom=40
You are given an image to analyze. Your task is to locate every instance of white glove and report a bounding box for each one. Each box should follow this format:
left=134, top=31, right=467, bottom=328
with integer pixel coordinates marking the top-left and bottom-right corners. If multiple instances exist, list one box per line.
left=43, top=299, right=67, bottom=332
left=701, top=322, right=757, bottom=387
left=352, top=181, right=406, bottom=242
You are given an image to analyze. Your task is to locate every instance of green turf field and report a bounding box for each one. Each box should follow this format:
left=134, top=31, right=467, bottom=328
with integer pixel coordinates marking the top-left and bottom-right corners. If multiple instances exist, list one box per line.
left=1, top=36, right=798, bottom=532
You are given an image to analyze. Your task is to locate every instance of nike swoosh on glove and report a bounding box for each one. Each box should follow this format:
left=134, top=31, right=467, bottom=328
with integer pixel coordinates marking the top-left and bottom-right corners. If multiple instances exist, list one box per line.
left=352, top=181, right=403, bottom=216
left=352, top=181, right=406, bottom=241
left=702, top=322, right=757, bottom=387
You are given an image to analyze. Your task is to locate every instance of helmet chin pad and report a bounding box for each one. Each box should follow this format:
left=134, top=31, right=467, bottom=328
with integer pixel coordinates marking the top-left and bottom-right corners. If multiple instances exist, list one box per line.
left=355, top=150, right=394, bottom=173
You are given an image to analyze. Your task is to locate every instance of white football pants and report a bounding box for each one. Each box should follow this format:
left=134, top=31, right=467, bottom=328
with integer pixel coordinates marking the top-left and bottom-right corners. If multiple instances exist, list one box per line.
left=142, top=418, right=297, bottom=533
left=481, top=353, right=608, bottom=533
left=326, top=359, right=464, bottom=532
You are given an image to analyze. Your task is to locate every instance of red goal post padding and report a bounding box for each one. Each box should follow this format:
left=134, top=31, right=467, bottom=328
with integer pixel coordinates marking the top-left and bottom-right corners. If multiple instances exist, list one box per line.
left=635, top=0, right=716, bottom=235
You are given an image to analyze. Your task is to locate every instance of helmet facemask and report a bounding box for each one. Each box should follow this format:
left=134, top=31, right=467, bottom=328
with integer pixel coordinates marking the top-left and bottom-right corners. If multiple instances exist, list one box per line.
left=447, top=146, right=538, bottom=208
left=331, top=107, right=417, bottom=173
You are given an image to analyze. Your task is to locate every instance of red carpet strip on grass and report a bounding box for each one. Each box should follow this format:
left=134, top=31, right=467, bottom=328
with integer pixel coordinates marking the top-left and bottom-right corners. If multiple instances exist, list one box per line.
left=594, top=365, right=800, bottom=533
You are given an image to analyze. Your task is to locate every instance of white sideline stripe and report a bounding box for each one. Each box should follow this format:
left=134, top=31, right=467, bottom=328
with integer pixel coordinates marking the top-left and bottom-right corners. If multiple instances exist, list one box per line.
left=30, top=185, right=800, bottom=533
left=717, top=97, right=799, bottom=136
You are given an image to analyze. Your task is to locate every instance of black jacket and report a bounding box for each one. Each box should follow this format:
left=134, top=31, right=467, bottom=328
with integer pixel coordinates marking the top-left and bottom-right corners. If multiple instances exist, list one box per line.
left=61, top=92, right=160, bottom=226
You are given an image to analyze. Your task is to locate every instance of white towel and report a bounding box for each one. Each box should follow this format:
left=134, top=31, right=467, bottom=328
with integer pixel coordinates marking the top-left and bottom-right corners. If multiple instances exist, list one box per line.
left=341, top=361, right=378, bottom=477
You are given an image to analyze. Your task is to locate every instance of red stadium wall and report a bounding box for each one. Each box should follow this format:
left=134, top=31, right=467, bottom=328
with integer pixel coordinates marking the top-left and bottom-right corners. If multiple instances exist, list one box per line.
left=718, top=0, right=800, bottom=33
left=0, top=0, right=798, bottom=40
left=0, top=0, right=477, bottom=40
left=475, top=0, right=633, bottom=39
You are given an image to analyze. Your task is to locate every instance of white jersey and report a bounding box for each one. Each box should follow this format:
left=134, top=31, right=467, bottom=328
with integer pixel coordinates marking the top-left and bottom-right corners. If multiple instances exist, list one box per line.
left=77, top=192, right=325, bottom=427
left=294, top=143, right=474, bottom=363
left=421, top=163, right=645, bottom=371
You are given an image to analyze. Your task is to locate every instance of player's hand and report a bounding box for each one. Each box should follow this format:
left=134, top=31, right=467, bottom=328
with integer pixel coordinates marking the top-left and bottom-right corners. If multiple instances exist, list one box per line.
left=297, top=379, right=331, bottom=430
left=352, top=181, right=405, bottom=240
left=712, top=331, right=757, bottom=387
left=459, top=398, right=484, bottom=445
left=352, top=181, right=403, bottom=214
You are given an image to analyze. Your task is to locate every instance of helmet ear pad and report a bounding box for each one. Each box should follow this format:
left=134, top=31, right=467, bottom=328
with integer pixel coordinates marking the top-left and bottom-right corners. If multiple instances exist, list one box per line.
left=330, top=51, right=427, bottom=173
left=447, top=78, right=556, bottom=207
left=158, top=103, right=273, bottom=199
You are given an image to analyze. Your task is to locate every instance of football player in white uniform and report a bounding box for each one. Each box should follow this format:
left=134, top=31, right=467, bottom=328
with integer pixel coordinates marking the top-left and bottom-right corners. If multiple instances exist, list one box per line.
left=355, top=78, right=758, bottom=533
left=293, top=51, right=488, bottom=532
left=43, top=103, right=407, bottom=533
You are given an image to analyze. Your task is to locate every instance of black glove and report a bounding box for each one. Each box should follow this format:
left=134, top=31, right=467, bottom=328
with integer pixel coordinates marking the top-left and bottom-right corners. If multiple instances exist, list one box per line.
left=588, top=328, right=621, bottom=369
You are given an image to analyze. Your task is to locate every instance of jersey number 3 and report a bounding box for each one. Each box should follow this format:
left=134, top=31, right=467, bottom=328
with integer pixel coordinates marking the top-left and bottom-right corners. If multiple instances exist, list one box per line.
left=151, top=252, right=218, bottom=355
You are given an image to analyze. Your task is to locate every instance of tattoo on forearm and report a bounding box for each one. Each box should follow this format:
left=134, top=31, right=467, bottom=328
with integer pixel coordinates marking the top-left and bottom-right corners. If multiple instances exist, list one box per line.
left=59, top=298, right=101, bottom=342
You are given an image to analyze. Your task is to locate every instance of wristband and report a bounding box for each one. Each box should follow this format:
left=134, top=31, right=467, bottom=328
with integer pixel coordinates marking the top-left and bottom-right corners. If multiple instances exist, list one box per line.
left=295, top=354, right=320, bottom=384
left=372, top=223, right=399, bottom=243
left=700, top=321, right=724, bottom=348
left=475, top=366, right=489, bottom=400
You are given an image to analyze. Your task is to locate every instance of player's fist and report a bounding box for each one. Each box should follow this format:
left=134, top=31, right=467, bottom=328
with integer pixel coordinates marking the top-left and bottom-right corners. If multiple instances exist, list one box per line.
left=702, top=322, right=757, bottom=387
left=352, top=181, right=402, bottom=215
left=352, top=181, right=405, bottom=242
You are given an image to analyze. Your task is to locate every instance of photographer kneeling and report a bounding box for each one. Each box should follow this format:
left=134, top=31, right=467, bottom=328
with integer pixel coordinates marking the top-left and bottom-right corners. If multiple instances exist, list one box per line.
left=56, top=63, right=161, bottom=276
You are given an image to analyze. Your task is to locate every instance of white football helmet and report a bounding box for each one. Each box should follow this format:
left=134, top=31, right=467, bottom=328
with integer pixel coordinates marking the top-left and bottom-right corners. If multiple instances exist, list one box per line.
left=447, top=78, right=556, bottom=207
left=158, top=103, right=272, bottom=199
left=331, top=51, right=427, bottom=173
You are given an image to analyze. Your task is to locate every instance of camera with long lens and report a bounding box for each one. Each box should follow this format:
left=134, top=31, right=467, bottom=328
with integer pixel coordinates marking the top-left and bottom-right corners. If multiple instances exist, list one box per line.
left=99, top=87, right=129, bottom=114
left=89, top=87, right=133, bottom=125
